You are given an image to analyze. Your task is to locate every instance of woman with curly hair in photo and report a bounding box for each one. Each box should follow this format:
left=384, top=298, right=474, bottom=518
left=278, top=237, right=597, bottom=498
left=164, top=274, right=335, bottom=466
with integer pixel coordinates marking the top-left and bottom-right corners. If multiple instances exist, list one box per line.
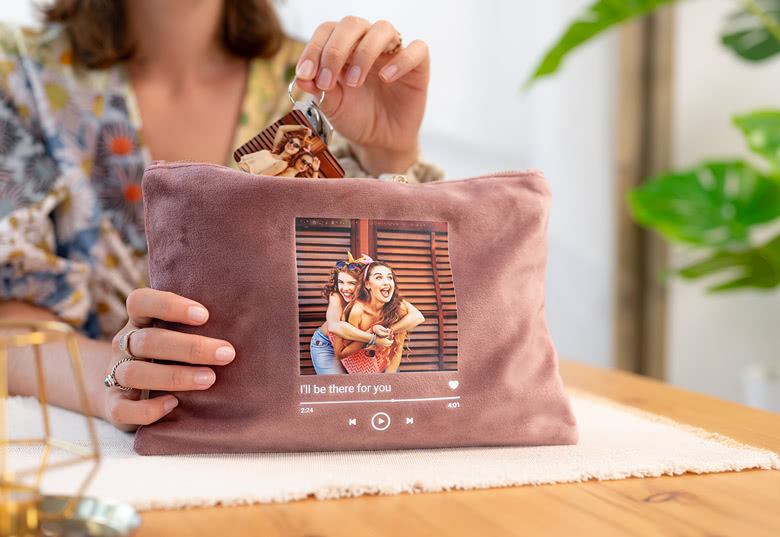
left=331, top=259, right=424, bottom=373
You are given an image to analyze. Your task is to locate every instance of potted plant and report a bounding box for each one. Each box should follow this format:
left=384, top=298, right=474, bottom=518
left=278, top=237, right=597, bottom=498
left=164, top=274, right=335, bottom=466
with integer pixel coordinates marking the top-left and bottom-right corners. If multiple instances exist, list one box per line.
left=527, top=0, right=780, bottom=411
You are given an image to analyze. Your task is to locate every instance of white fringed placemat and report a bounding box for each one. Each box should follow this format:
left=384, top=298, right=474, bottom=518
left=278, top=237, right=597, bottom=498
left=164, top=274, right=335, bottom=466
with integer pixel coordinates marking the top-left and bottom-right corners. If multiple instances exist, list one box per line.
left=8, top=390, right=779, bottom=510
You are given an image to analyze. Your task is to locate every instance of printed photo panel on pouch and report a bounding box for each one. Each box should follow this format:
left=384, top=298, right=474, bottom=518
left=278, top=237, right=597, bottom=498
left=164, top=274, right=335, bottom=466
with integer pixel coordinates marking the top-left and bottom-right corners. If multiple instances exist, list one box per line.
left=296, top=217, right=458, bottom=375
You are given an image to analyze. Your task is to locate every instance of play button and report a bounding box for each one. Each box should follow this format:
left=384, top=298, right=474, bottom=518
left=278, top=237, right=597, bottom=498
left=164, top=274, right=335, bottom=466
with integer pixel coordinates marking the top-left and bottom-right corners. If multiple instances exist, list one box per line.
left=371, top=412, right=391, bottom=431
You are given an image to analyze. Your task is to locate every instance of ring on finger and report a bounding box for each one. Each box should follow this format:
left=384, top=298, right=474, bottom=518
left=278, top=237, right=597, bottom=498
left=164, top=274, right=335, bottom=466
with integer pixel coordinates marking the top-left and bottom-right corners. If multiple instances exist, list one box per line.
left=384, top=31, right=402, bottom=54
left=104, top=357, right=136, bottom=391
left=119, top=328, right=140, bottom=359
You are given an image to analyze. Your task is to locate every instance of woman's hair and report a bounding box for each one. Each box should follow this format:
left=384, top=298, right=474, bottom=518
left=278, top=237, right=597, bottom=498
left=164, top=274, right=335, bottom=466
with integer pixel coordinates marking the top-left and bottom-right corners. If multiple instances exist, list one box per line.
left=274, top=129, right=312, bottom=155
left=321, top=263, right=361, bottom=301
left=290, top=149, right=316, bottom=178
left=345, top=261, right=406, bottom=329
left=42, top=0, right=284, bottom=69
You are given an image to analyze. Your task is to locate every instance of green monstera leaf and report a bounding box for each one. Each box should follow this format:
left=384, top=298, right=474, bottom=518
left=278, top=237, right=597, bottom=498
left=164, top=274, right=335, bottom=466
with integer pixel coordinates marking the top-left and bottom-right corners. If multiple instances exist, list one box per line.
left=734, top=109, right=780, bottom=171
left=629, top=161, right=780, bottom=247
left=679, top=234, right=780, bottom=291
left=526, top=0, right=678, bottom=86
left=721, top=0, right=780, bottom=62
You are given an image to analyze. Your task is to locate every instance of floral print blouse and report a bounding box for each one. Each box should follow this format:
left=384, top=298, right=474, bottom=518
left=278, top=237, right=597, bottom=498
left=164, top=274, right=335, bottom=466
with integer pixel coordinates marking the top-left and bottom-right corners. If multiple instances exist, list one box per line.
left=0, top=22, right=443, bottom=341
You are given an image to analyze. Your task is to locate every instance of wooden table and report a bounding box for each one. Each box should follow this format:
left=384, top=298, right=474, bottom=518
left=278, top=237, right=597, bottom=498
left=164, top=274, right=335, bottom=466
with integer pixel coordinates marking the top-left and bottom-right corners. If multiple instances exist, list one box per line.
left=137, top=361, right=780, bottom=537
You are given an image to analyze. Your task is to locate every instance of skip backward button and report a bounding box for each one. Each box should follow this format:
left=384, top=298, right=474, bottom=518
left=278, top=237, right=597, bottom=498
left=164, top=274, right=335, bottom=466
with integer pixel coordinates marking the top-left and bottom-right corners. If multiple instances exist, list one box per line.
left=371, top=412, right=391, bottom=431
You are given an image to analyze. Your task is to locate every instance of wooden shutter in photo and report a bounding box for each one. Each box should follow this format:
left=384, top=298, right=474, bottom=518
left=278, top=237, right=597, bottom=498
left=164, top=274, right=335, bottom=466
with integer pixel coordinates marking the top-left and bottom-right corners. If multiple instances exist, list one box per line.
left=373, top=221, right=458, bottom=372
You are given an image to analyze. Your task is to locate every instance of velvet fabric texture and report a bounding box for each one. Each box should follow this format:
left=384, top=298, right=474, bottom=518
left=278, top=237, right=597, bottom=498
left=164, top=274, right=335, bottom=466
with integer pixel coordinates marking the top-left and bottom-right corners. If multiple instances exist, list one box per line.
left=135, top=161, right=578, bottom=455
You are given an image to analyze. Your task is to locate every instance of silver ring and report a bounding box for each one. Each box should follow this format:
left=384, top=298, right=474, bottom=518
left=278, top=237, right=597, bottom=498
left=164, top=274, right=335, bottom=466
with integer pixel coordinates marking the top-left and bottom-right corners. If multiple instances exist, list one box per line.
left=104, top=357, right=136, bottom=391
left=288, top=76, right=325, bottom=107
left=118, top=328, right=139, bottom=359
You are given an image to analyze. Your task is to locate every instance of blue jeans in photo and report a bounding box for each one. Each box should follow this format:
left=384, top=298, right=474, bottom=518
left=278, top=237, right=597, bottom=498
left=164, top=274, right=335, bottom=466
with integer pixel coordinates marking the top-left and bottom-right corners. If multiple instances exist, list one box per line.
left=310, top=327, right=347, bottom=375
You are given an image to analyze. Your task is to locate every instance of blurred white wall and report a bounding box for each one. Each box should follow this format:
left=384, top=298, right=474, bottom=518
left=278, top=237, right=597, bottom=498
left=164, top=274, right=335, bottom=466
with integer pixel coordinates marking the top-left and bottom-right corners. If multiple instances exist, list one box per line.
left=0, top=3, right=34, bottom=25
left=2, top=1, right=618, bottom=368
left=669, top=0, right=780, bottom=406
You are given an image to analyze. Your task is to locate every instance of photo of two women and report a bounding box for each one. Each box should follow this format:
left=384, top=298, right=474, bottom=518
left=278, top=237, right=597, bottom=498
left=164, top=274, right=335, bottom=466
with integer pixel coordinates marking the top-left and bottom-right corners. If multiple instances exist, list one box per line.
left=297, top=218, right=458, bottom=375
left=237, top=124, right=322, bottom=178
left=310, top=252, right=422, bottom=374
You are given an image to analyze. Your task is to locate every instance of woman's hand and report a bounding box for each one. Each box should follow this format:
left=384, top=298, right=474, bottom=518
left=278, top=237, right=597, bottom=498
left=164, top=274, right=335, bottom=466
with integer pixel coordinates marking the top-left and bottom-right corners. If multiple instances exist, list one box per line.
left=294, top=17, right=429, bottom=175
left=372, top=324, right=392, bottom=338
left=104, top=289, right=236, bottom=432
left=369, top=325, right=393, bottom=348
left=373, top=336, right=393, bottom=349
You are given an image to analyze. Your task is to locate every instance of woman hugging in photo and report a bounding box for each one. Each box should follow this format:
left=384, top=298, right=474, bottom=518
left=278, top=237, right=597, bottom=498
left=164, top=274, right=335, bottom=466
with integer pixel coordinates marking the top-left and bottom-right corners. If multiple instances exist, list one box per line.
left=331, top=260, right=424, bottom=373
left=309, top=253, right=392, bottom=375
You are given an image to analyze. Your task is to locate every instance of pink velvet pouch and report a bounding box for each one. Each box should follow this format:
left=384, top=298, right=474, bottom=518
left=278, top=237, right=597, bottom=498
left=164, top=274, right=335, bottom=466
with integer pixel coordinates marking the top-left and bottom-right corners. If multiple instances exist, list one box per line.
left=135, top=161, right=578, bottom=454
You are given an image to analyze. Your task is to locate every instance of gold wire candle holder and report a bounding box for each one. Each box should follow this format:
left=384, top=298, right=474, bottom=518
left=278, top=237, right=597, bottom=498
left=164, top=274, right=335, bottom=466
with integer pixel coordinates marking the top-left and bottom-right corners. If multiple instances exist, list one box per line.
left=0, top=320, right=103, bottom=536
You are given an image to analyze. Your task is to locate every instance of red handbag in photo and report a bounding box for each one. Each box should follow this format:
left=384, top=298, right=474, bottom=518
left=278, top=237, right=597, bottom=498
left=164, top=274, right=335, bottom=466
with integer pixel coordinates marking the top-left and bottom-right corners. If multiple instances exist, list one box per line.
left=340, top=348, right=389, bottom=374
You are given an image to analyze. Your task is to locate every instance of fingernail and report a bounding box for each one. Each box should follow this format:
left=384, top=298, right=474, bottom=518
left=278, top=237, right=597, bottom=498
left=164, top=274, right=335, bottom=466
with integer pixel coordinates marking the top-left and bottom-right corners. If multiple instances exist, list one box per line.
left=381, top=64, right=398, bottom=81
left=297, top=59, right=314, bottom=79
left=163, top=397, right=178, bottom=412
left=215, top=346, right=235, bottom=363
left=316, top=68, right=332, bottom=90
left=346, top=65, right=361, bottom=87
left=188, top=306, right=208, bottom=323
left=194, top=369, right=216, bottom=386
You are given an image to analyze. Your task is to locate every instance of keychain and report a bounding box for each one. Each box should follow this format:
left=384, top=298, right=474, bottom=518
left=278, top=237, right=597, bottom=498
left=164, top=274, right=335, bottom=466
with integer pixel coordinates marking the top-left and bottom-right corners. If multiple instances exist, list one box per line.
left=232, top=77, right=344, bottom=179
left=291, top=84, right=334, bottom=146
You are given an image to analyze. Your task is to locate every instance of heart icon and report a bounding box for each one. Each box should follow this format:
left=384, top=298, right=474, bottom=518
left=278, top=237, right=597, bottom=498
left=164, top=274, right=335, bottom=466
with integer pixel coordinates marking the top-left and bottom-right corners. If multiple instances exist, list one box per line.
left=448, top=380, right=459, bottom=390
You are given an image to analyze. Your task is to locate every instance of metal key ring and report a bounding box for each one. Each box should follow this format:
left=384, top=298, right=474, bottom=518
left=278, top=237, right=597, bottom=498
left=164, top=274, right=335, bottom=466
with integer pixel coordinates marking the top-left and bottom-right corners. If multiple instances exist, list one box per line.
left=288, top=76, right=325, bottom=107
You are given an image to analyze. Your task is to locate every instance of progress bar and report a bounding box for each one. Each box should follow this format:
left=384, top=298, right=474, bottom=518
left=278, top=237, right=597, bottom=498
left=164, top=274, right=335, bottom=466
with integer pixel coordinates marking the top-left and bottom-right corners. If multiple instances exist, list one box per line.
left=300, top=396, right=461, bottom=405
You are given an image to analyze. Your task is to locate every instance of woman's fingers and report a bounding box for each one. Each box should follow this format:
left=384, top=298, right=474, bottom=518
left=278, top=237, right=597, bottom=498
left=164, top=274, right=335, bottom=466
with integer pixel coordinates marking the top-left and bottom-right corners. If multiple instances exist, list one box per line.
left=114, top=360, right=216, bottom=391
left=115, top=327, right=235, bottom=365
left=105, top=288, right=234, bottom=429
left=315, top=16, right=371, bottom=90
left=125, top=288, right=209, bottom=328
left=376, top=337, right=393, bottom=348
left=379, top=39, right=429, bottom=83
left=106, top=395, right=179, bottom=428
left=373, top=325, right=391, bottom=337
left=297, top=17, right=404, bottom=91
left=344, top=20, right=400, bottom=87
left=295, top=21, right=339, bottom=84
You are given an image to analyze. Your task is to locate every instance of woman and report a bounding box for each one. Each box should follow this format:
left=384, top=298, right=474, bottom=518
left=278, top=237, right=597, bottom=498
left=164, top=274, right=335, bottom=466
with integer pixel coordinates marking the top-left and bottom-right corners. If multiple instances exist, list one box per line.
left=309, top=254, right=391, bottom=375
left=331, top=260, right=424, bottom=373
left=277, top=150, right=320, bottom=178
left=1, top=1, right=442, bottom=431
left=237, top=125, right=313, bottom=175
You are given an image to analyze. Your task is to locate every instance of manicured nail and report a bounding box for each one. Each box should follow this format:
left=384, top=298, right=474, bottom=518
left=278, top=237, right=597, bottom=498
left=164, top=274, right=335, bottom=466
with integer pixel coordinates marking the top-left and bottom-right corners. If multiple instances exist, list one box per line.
left=346, top=65, right=361, bottom=87
left=194, top=369, right=216, bottom=386
left=215, top=346, right=235, bottom=363
left=316, top=68, right=332, bottom=90
left=188, top=306, right=208, bottom=323
left=297, top=59, right=314, bottom=79
left=381, top=64, right=398, bottom=81
left=163, top=397, right=178, bottom=412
